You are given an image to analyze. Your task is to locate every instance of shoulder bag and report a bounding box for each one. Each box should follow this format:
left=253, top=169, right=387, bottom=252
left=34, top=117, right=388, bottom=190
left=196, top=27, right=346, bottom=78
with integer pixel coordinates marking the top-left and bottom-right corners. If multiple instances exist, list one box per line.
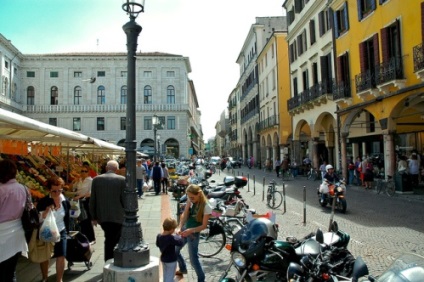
left=21, top=186, right=40, bottom=243
left=28, top=229, right=54, bottom=263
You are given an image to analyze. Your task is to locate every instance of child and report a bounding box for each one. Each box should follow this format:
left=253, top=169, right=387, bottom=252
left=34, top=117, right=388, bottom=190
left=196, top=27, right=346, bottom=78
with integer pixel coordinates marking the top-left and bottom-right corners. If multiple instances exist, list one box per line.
left=156, top=217, right=184, bottom=282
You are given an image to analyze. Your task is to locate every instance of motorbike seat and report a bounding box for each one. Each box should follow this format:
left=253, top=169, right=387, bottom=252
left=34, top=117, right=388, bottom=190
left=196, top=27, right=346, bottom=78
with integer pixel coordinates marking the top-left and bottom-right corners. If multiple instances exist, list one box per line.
left=208, top=191, right=226, bottom=198
left=312, top=232, right=341, bottom=246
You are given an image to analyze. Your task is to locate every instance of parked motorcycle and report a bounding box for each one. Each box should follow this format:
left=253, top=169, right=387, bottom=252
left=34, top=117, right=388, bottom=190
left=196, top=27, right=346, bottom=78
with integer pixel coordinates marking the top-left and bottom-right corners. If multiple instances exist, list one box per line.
left=317, top=180, right=347, bottom=213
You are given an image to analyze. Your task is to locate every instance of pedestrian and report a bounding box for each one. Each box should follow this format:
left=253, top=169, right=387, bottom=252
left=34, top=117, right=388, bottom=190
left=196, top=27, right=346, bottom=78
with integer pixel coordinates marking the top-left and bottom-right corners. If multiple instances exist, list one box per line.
left=408, top=153, right=420, bottom=187
left=37, top=176, right=71, bottom=282
left=348, top=158, right=355, bottom=185
left=136, top=159, right=146, bottom=198
left=82, top=161, right=97, bottom=178
left=281, top=157, right=289, bottom=176
left=274, top=158, right=281, bottom=177
left=73, top=167, right=96, bottom=243
left=151, top=161, right=164, bottom=195
left=363, top=159, right=374, bottom=189
left=354, top=156, right=362, bottom=186
left=175, top=185, right=212, bottom=281
left=249, top=156, right=254, bottom=169
left=161, top=162, right=169, bottom=194
left=320, top=161, right=327, bottom=180
left=89, top=160, right=125, bottom=262
left=156, top=217, right=184, bottom=282
left=0, top=159, right=28, bottom=282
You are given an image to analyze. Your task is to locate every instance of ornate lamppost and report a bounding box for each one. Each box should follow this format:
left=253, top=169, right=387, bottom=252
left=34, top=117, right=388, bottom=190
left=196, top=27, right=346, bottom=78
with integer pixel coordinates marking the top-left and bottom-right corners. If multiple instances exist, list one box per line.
left=157, top=134, right=161, bottom=161
left=115, top=0, right=150, bottom=267
left=152, top=114, right=160, bottom=161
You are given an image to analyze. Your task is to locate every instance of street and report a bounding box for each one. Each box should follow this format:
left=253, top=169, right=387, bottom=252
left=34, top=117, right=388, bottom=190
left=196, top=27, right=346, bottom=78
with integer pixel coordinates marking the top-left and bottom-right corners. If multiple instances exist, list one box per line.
left=192, top=166, right=424, bottom=281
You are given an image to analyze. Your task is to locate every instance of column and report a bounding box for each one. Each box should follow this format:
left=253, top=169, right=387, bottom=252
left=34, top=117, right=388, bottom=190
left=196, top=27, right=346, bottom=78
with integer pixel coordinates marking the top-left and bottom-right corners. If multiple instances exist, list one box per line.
left=340, top=133, right=348, bottom=180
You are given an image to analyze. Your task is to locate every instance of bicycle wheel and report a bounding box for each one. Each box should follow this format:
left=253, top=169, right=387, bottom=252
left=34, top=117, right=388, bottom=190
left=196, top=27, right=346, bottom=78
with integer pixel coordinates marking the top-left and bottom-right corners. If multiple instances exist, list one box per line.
left=376, top=179, right=383, bottom=194
left=267, top=191, right=283, bottom=209
left=223, top=218, right=243, bottom=239
left=198, top=224, right=226, bottom=257
left=386, top=180, right=396, bottom=196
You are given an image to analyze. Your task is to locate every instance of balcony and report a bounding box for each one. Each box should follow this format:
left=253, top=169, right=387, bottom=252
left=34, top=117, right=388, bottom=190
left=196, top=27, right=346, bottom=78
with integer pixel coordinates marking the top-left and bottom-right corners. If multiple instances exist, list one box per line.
left=258, top=114, right=279, bottom=132
left=332, top=80, right=352, bottom=106
left=287, top=80, right=332, bottom=114
left=413, top=42, right=424, bottom=81
left=355, top=69, right=379, bottom=100
left=376, top=56, right=406, bottom=94
left=240, top=107, right=259, bottom=124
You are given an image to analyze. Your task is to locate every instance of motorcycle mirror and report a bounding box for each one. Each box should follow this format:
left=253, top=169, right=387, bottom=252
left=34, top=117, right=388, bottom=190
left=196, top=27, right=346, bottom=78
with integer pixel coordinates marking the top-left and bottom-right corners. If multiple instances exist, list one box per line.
left=316, top=228, right=324, bottom=244
left=351, top=256, right=369, bottom=282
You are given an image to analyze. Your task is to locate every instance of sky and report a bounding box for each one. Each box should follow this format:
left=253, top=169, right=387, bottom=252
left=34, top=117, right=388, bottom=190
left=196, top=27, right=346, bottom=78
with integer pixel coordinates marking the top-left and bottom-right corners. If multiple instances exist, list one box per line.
left=1, top=0, right=285, bottom=140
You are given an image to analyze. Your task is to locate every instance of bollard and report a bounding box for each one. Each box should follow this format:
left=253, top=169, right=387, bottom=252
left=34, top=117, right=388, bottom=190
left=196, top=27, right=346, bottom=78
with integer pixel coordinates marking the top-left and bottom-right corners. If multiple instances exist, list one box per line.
left=303, top=186, right=306, bottom=225
left=282, top=182, right=286, bottom=214
left=253, top=175, right=256, bottom=196
left=247, top=173, right=250, bottom=192
left=329, top=195, right=336, bottom=231
left=262, top=177, right=266, bottom=201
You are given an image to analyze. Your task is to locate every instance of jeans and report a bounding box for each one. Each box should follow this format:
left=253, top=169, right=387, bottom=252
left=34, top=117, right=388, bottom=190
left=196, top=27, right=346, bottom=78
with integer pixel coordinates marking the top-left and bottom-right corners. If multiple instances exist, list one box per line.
left=137, top=179, right=144, bottom=197
left=348, top=170, right=354, bottom=185
left=162, top=261, right=177, bottom=282
left=176, top=232, right=205, bottom=282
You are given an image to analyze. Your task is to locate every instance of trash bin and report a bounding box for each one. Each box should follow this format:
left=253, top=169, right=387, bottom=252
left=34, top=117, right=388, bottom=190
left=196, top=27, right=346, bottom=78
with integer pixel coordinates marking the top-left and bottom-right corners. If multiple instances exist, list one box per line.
left=394, top=172, right=412, bottom=192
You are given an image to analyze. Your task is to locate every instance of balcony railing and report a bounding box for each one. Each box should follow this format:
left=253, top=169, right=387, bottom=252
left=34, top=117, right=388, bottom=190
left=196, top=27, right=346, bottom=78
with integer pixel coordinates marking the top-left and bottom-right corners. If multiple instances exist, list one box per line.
left=287, top=80, right=333, bottom=111
left=25, top=103, right=189, bottom=113
left=258, top=114, right=279, bottom=131
left=413, top=42, right=424, bottom=72
left=333, top=80, right=351, bottom=100
left=240, top=107, right=259, bottom=124
left=376, top=56, right=404, bottom=85
left=355, top=69, right=377, bottom=93
left=287, top=95, right=301, bottom=111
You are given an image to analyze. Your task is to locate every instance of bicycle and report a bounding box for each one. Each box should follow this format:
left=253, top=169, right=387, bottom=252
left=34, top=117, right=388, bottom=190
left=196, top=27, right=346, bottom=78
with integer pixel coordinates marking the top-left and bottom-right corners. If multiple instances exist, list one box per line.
left=307, top=167, right=321, bottom=181
left=281, top=169, right=294, bottom=181
left=375, top=175, right=396, bottom=196
left=266, top=180, right=283, bottom=209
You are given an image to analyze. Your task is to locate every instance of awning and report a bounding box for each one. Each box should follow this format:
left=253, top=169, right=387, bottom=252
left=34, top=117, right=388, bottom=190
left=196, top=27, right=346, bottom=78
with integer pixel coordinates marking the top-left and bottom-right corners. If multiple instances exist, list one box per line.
left=0, top=108, right=141, bottom=156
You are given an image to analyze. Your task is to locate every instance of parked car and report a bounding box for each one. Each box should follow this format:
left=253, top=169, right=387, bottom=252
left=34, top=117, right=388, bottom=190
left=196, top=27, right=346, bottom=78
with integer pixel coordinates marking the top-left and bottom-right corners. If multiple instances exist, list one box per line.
left=209, top=156, right=221, bottom=166
left=228, top=157, right=242, bottom=168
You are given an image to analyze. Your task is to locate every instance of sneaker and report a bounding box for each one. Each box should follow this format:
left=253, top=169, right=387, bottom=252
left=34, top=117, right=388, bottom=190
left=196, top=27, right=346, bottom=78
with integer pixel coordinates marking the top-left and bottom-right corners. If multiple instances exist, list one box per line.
left=175, top=270, right=187, bottom=276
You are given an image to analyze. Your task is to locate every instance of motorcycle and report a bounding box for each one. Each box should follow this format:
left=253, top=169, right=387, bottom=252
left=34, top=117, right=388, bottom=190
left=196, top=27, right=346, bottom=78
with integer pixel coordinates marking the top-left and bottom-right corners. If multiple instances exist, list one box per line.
left=220, top=219, right=350, bottom=282
left=365, top=253, right=424, bottom=281
left=317, top=180, right=347, bottom=213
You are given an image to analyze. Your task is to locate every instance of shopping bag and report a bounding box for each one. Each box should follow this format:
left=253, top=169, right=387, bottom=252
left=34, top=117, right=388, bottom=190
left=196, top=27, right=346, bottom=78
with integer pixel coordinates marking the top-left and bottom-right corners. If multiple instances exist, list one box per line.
left=39, top=209, right=60, bottom=243
left=78, top=200, right=88, bottom=221
left=28, top=229, right=54, bottom=263
left=142, top=182, right=149, bottom=192
left=69, top=199, right=81, bottom=218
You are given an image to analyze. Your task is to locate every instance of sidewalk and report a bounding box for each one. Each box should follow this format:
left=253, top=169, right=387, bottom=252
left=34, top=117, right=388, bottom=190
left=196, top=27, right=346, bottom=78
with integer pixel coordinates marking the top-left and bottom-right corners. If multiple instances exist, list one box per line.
left=15, top=190, right=183, bottom=282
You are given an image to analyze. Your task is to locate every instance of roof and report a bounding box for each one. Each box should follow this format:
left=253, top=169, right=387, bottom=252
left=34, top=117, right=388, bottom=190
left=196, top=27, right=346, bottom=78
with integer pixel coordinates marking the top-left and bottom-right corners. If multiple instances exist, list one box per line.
left=0, top=108, right=146, bottom=156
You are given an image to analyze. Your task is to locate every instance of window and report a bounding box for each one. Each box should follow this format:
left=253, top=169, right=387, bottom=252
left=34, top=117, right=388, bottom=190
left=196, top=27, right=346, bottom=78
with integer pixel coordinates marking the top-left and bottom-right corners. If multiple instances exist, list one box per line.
left=302, top=69, right=309, bottom=91
left=121, top=86, right=127, bottom=104
left=74, top=71, right=82, bottom=78
left=381, top=19, right=401, bottom=62
left=27, top=86, right=35, bottom=105
left=120, top=117, right=126, bottom=130
left=51, top=86, right=58, bottom=105
left=359, top=34, right=379, bottom=74
left=144, top=116, right=152, bottom=130
left=144, top=85, right=152, bottom=104
left=297, top=30, right=307, bottom=56
left=334, top=2, right=350, bottom=38
left=97, top=71, right=106, bottom=77
left=166, top=71, right=175, bottom=77
left=167, top=86, right=175, bottom=104
left=357, top=0, right=376, bottom=21
left=287, top=8, right=295, bottom=26
left=121, top=71, right=127, bottom=78
left=289, top=42, right=297, bottom=63
left=74, top=86, right=82, bottom=105
left=50, top=71, right=59, bottom=78
left=167, top=116, right=176, bottom=130
left=319, top=9, right=332, bottom=36
left=320, top=54, right=333, bottom=91
left=49, top=118, right=57, bottom=126
left=97, top=117, right=105, bottom=131
left=293, top=77, right=298, bottom=96
left=73, top=118, right=81, bottom=131
left=337, top=52, right=350, bottom=85
left=272, top=69, right=276, bottom=90
left=312, top=62, right=318, bottom=85
left=144, top=71, right=152, bottom=78
left=27, top=71, right=35, bottom=78
left=5, top=61, right=8, bottom=69
left=97, top=86, right=105, bottom=104
left=309, top=19, right=316, bottom=45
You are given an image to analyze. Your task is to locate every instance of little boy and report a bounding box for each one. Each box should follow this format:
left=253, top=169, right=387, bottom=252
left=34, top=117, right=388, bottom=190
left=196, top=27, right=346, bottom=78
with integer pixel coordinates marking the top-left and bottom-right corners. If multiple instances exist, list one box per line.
left=156, top=217, right=184, bottom=282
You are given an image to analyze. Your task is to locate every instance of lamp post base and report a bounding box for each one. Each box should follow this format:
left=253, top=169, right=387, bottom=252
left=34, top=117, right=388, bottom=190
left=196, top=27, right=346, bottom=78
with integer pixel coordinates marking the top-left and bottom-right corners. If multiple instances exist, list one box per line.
left=103, top=256, right=159, bottom=282
left=113, top=246, right=150, bottom=268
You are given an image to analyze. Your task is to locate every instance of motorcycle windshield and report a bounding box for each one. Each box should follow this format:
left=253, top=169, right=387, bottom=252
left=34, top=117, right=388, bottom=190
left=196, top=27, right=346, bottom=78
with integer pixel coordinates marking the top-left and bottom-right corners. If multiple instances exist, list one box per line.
left=376, top=254, right=424, bottom=282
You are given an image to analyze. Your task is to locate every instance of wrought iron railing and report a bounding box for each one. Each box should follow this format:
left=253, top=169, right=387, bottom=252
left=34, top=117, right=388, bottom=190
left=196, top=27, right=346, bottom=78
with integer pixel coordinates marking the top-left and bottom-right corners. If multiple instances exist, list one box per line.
left=355, top=69, right=377, bottom=93
left=258, top=114, right=279, bottom=131
left=240, top=107, right=259, bottom=124
left=333, top=80, right=351, bottom=100
left=376, top=56, right=404, bottom=85
left=287, top=95, right=300, bottom=111
left=413, top=42, right=424, bottom=72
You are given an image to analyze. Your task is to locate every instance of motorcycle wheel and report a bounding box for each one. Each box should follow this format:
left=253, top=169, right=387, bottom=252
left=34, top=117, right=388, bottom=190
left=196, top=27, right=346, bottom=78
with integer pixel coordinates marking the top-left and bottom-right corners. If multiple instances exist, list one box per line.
left=339, top=198, right=347, bottom=213
left=198, top=224, right=226, bottom=257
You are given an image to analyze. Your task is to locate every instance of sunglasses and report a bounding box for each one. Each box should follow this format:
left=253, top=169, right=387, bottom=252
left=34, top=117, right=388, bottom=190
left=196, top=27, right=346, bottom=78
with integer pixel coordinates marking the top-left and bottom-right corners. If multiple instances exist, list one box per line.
left=51, top=190, right=63, bottom=193
left=81, top=170, right=88, bottom=173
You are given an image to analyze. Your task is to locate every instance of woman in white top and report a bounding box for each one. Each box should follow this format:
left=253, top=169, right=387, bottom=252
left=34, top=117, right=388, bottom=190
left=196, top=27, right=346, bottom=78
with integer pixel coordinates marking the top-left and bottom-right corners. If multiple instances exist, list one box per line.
left=73, top=167, right=95, bottom=243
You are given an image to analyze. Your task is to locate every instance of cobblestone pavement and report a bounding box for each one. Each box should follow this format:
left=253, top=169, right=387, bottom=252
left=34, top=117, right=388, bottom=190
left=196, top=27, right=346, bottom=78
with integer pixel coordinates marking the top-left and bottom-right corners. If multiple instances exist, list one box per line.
left=179, top=167, right=424, bottom=282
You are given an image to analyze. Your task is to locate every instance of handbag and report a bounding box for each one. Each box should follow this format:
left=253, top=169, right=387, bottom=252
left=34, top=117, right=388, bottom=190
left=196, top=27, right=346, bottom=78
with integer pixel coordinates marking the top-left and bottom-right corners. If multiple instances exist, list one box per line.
left=39, top=209, right=60, bottom=243
left=69, top=199, right=81, bottom=218
left=28, top=229, right=54, bottom=263
left=21, top=186, right=40, bottom=243
left=78, top=199, right=88, bottom=221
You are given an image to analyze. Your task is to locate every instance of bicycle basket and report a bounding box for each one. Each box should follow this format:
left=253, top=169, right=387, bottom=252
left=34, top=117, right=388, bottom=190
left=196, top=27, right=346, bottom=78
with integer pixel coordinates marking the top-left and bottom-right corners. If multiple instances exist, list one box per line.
left=224, top=201, right=242, bottom=216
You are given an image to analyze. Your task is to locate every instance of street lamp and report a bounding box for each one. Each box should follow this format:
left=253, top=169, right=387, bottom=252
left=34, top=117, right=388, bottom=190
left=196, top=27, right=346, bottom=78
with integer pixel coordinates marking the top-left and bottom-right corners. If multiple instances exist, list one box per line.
left=152, top=114, right=160, bottom=162
left=157, top=134, right=161, bottom=161
left=115, top=0, right=150, bottom=268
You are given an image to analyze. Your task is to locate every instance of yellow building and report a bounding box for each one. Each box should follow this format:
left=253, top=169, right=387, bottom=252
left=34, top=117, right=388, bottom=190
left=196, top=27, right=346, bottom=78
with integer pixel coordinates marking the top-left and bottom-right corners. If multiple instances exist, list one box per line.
left=331, top=0, right=424, bottom=190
